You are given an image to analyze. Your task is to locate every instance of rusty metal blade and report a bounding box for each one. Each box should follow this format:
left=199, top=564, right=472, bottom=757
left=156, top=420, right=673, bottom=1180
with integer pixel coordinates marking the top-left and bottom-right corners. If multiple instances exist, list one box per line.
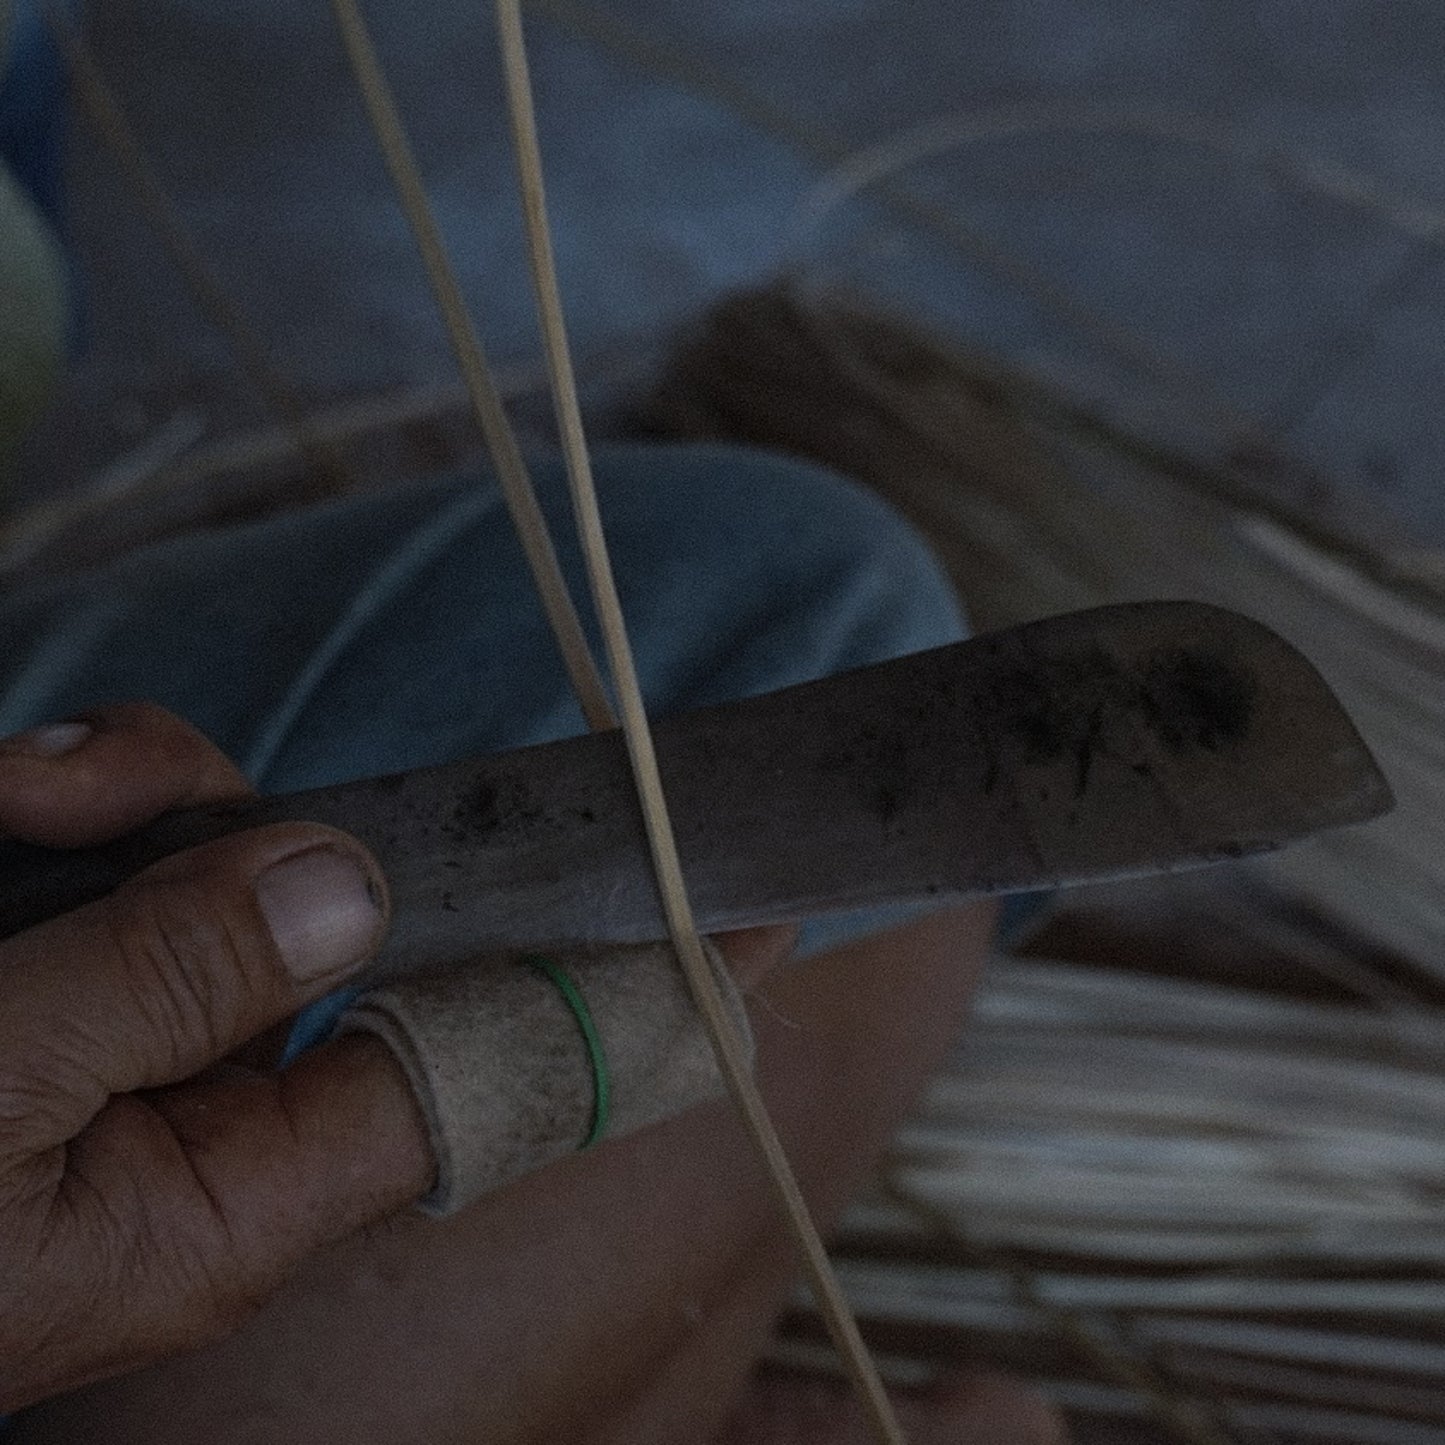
left=0, top=602, right=1392, bottom=981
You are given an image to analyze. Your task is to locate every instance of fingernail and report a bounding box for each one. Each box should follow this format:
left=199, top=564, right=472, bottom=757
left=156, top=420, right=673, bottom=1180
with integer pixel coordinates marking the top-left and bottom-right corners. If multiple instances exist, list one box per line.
left=257, top=847, right=384, bottom=982
left=0, top=721, right=93, bottom=757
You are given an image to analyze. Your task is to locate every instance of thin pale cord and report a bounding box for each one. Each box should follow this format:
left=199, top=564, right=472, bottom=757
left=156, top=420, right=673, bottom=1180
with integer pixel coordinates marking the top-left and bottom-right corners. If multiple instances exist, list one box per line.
left=522, top=0, right=1252, bottom=439
left=787, top=103, right=1445, bottom=258
left=493, top=5, right=905, bottom=1441
left=40, top=2, right=352, bottom=494
left=325, top=0, right=615, bottom=731
left=784, top=100, right=1445, bottom=452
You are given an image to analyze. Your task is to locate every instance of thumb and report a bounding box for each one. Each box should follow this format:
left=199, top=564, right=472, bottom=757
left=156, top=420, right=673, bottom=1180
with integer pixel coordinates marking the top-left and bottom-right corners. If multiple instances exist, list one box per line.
left=0, top=824, right=389, bottom=1157
left=0, top=829, right=428, bottom=1411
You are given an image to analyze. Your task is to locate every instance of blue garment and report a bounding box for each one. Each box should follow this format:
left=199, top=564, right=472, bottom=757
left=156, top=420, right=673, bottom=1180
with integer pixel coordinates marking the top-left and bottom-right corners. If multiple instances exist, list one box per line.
left=0, top=0, right=72, bottom=230
left=0, top=445, right=965, bottom=777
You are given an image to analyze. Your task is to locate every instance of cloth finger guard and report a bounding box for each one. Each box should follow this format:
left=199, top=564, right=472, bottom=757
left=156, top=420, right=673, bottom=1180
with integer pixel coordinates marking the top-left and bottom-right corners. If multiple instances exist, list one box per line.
left=339, top=939, right=752, bottom=1216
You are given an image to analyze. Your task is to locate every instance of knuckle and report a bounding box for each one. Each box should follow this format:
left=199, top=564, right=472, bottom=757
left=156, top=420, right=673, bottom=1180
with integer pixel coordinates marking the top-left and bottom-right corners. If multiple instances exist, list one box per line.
left=0, top=1072, right=74, bottom=1159
left=86, top=699, right=175, bottom=747
left=99, top=876, right=278, bottom=1073
left=150, top=1192, right=292, bottom=1347
left=160, top=1239, right=266, bottom=1345
left=104, top=699, right=178, bottom=733
left=11, top=1173, right=272, bottom=1394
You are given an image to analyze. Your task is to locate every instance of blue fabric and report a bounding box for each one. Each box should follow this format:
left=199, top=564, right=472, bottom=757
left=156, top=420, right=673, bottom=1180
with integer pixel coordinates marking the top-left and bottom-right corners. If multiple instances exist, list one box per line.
left=0, top=0, right=80, bottom=368
left=0, top=0, right=71, bottom=231
left=0, top=444, right=966, bottom=778
left=0, top=443, right=1049, bottom=1059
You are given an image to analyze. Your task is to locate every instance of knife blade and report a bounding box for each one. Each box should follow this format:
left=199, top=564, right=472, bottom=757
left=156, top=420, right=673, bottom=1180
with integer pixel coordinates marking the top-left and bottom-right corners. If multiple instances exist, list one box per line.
left=0, top=601, right=1392, bottom=982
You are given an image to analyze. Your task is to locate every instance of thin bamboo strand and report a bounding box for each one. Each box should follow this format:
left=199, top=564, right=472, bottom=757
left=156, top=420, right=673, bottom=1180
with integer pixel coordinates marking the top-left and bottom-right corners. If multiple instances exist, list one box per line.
left=325, top=0, right=615, bottom=731
left=835, top=1255, right=1445, bottom=1319
left=0, top=409, right=202, bottom=575
left=784, top=100, right=1445, bottom=452
left=0, top=338, right=657, bottom=581
left=39, top=2, right=351, bottom=494
left=492, top=4, right=905, bottom=1441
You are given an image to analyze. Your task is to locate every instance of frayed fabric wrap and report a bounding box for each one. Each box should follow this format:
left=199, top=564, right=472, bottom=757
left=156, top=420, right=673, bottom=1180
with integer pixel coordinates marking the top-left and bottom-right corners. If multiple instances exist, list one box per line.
left=339, top=940, right=751, bottom=1217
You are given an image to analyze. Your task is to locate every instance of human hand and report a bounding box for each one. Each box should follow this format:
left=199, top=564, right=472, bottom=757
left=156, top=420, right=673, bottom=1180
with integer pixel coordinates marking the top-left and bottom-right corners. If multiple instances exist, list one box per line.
left=12, top=901, right=1069, bottom=1445
left=0, top=704, right=432, bottom=1412
left=2, top=711, right=1066, bottom=1445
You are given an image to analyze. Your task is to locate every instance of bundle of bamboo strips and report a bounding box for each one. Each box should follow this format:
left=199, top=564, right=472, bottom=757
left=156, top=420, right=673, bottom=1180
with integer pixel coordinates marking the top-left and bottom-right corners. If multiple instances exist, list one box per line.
left=778, top=957, right=1445, bottom=1445
left=757, top=953, right=1445, bottom=1439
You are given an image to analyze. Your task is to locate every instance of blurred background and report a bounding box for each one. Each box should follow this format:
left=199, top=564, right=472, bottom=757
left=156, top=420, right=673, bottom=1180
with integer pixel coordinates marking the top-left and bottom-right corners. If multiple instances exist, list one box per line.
left=5, top=3, right=1445, bottom=1441
left=16, top=0, right=1445, bottom=546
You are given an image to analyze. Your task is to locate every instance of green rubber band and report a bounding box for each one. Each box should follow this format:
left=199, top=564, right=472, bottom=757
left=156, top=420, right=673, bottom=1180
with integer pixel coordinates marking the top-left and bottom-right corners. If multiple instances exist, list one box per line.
left=524, top=955, right=610, bottom=1149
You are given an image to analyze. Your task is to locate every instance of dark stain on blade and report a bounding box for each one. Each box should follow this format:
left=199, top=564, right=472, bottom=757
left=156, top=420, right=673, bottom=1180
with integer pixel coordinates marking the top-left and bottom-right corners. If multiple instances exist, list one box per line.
left=816, top=709, right=928, bottom=833
left=450, top=778, right=544, bottom=842
left=1139, top=647, right=1257, bottom=753
left=698, top=631, right=1271, bottom=847
left=451, top=773, right=611, bottom=847
left=976, top=647, right=1131, bottom=801
left=950, top=642, right=1259, bottom=813
left=984, top=646, right=1254, bottom=762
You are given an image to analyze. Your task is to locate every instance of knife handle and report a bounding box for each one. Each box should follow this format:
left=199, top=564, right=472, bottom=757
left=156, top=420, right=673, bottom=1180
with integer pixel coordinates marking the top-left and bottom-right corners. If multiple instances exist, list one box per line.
left=0, top=794, right=318, bottom=942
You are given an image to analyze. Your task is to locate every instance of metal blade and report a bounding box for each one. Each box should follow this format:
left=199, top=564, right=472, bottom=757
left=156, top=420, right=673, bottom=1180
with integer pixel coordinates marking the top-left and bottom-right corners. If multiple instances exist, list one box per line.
left=0, top=602, right=1392, bottom=981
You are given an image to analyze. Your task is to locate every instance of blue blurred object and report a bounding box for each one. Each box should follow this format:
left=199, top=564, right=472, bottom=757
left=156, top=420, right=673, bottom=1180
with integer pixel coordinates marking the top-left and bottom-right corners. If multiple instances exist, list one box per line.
left=0, top=0, right=73, bottom=232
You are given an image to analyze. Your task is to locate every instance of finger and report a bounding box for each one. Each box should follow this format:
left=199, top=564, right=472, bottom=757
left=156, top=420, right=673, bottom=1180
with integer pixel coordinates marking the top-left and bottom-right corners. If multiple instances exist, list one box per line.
left=0, top=825, right=389, bottom=1154
left=0, top=702, right=253, bottom=847
left=146, top=1032, right=435, bottom=1269
left=9, top=1033, right=433, bottom=1409
left=0, top=907, right=1001, bottom=1437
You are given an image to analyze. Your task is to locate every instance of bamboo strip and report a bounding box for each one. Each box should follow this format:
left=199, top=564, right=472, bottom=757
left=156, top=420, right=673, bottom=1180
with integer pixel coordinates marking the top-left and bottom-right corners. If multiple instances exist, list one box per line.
left=325, top=0, right=614, bottom=731
left=492, top=5, right=904, bottom=1439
